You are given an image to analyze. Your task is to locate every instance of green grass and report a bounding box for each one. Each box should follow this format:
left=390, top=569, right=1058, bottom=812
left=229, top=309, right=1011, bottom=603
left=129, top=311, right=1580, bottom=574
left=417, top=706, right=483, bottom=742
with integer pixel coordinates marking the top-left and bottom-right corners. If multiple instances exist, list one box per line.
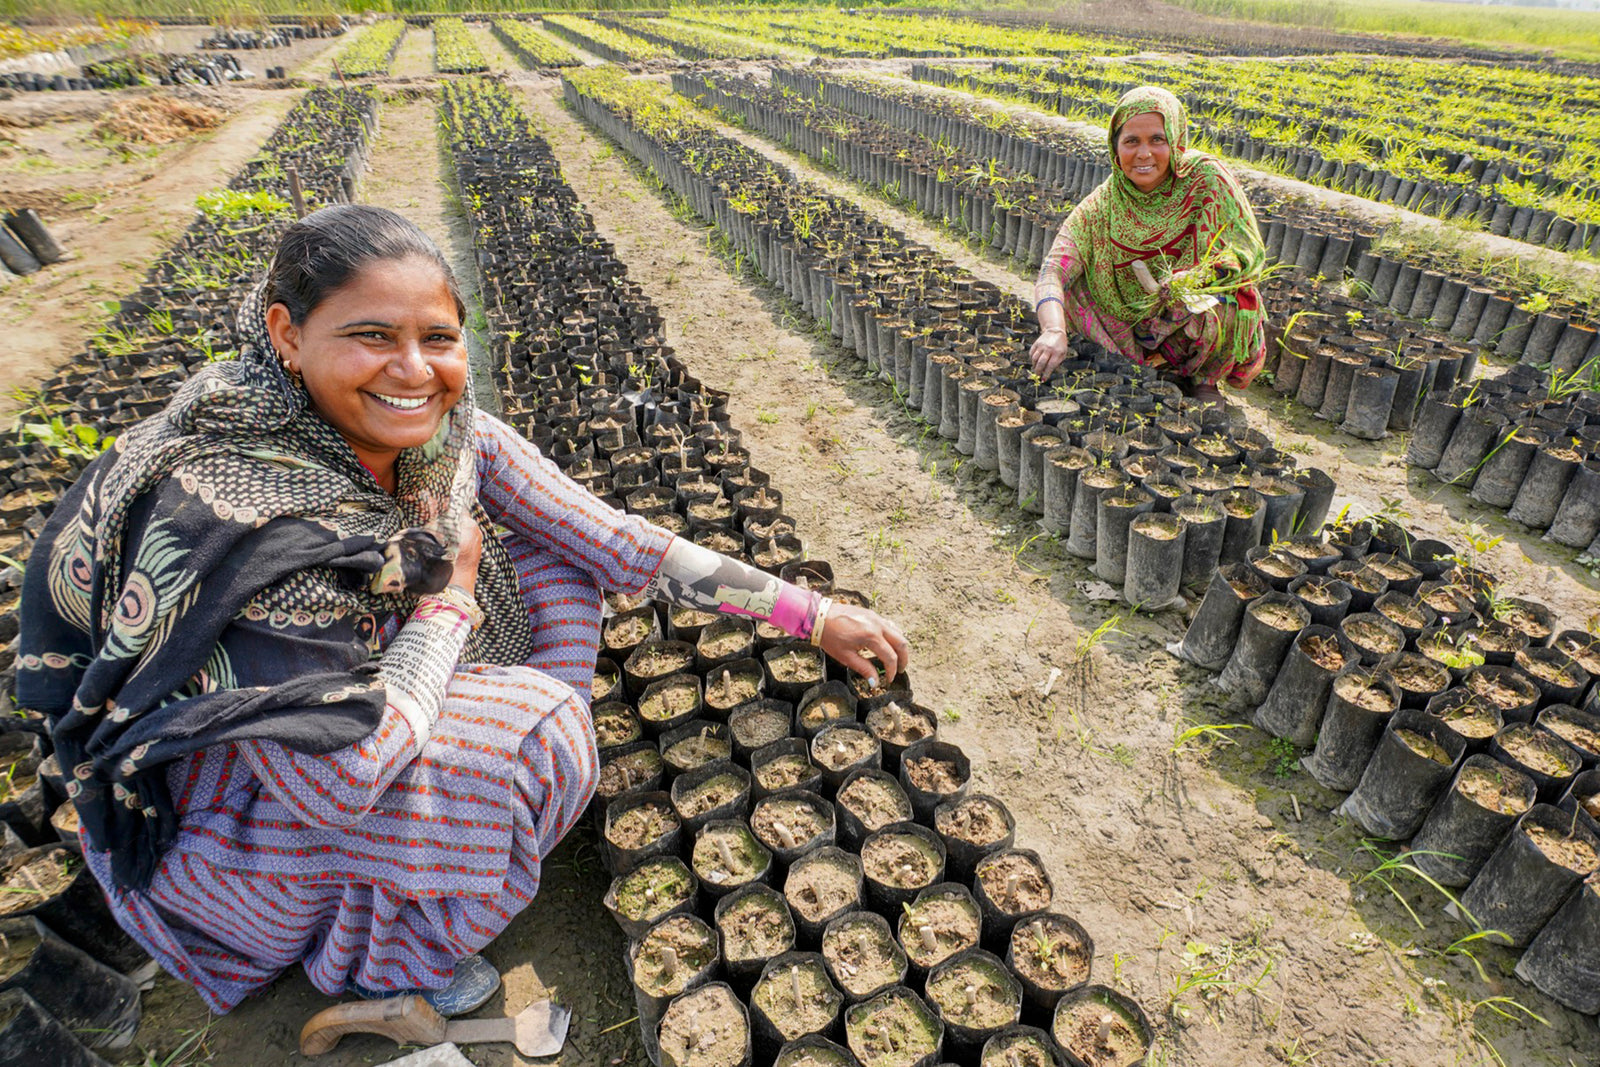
left=1163, top=0, right=1600, bottom=61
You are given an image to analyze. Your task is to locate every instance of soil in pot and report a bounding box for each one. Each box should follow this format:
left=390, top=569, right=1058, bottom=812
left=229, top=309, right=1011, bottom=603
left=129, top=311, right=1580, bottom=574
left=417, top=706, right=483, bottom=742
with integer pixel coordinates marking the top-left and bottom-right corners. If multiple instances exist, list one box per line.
left=658, top=982, right=749, bottom=1067
left=641, top=676, right=704, bottom=727
left=1465, top=667, right=1541, bottom=721
left=785, top=847, right=864, bottom=940
left=862, top=824, right=945, bottom=910
left=751, top=953, right=843, bottom=1050
left=974, top=851, right=1053, bottom=946
left=1458, top=761, right=1536, bottom=817
left=0, top=848, right=74, bottom=918
left=706, top=662, right=765, bottom=716
left=1495, top=724, right=1583, bottom=800
left=812, top=726, right=881, bottom=779
left=798, top=684, right=858, bottom=738
left=605, top=609, right=658, bottom=656
left=1009, top=912, right=1093, bottom=1008
left=693, top=821, right=771, bottom=891
left=731, top=701, right=793, bottom=761
left=608, top=857, right=697, bottom=939
left=718, top=884, right=797, bottom=979
left=1411, top=755, right=1539, bottom=888
left=1305, top=667, right=1402, bottom=792
left=630, top=641, right=699, bottom=690
left=753, top=742, right=822, bottom=796
left=664, top=724, right=733, bottom=775
left=595, top=702, right=644, bottom=750
left=926, top=949, right=1021, bottom=1046
left=752, top=793, right=834, bottom=860
left=1395, top=728, right=1454, bottom=765
left=844, top=987, right=943, bottom=1067
left=1383, top=653, right=1453, bottom=708
left=865, top=700, right=935, bottom=751
left=606, top=793, right=681, bottom=872
left=594, top=659, right=622, bottom=703
left=1341, top=709, right=1467, bottom=839
left=598, top=746, right=666, bottom=801
left=822, top=911, right=908, bottom=1001
left=1541, top=707, right=1600, bottom=763
left=838, top=771, right=914, bottom=842
left=1431, top=694, right=1502, bottom=746
left=1342, top=613, right=1405, bottom=663
left=935, top=795, right=1015, bottom=879
left=899, top=883, right=983, bottom=979
left=773, top=1036, right=855, bottom=1067
left=982, top=1025, right=1062, bottom=1067
left=636, top=913, right=718, bottom=994
left=1051, top=987, right=1151, bottom=1067
left=767, top=645, right=828, bottom=697
left=675, top=768, right=751, bottom=823
left=1458, top=805, right=1600, bottom=947
left=905, top=753, right=968, bottom=800
left=700, top=618, right=757, bottom=669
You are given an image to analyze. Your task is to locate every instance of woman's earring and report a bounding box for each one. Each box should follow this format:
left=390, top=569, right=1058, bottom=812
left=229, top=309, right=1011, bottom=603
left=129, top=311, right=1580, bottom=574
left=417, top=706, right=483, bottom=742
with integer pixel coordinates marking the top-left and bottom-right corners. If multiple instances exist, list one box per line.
left=281, top=358, right=303, bottom=388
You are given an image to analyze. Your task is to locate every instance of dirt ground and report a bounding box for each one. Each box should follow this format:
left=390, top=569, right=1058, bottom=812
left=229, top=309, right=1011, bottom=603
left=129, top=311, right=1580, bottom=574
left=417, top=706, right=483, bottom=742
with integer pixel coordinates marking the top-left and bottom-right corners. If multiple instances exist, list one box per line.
left=0, top=26, right=350, bottom=409
left=4, top=34, right=1598, bottom=1067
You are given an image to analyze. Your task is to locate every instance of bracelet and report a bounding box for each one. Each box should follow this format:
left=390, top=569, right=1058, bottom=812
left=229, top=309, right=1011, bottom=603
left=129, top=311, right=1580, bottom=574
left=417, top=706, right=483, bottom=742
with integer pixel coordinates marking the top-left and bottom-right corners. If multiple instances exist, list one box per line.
left=809, top=597, right=834, bottom=648
left=423, top=583, right=485, bottom=630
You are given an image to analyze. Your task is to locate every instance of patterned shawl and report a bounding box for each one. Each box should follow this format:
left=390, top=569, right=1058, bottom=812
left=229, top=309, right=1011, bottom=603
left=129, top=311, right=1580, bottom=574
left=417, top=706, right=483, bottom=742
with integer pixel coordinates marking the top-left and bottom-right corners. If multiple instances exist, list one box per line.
left=1068, top=86, right=1266, bottom=348
left=18, top=282, right=533, bottom=890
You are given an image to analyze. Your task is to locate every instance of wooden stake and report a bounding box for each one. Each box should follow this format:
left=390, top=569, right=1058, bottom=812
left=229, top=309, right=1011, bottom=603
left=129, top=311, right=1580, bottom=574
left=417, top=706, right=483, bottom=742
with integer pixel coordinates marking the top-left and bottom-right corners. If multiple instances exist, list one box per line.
left=286, top=164, right=308, bottom=218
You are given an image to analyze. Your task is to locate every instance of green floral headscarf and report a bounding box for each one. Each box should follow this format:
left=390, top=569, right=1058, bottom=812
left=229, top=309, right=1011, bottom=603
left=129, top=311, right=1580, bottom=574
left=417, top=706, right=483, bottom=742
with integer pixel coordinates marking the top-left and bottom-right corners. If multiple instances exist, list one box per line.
left=1067, top=86, right=1266, bottom=339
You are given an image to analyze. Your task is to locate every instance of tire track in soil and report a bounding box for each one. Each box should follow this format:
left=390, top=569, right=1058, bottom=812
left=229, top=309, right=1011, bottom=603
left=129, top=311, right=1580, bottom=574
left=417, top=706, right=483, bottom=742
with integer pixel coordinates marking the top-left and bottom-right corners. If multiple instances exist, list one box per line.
left=527, top=80, right=1600, bottom=1067
left=688, top=83, right=1600, bottom=624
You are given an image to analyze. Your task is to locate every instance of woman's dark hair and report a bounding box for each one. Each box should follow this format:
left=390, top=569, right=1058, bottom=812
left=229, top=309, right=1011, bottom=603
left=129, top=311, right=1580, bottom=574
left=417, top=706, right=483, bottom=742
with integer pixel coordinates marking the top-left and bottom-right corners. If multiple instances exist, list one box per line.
left=265, top=204, right=465, bottom=325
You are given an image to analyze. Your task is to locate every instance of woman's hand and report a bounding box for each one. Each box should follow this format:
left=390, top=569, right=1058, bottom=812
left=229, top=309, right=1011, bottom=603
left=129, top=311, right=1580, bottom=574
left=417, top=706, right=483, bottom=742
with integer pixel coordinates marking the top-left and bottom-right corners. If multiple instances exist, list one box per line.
left=1029, top=328, right=1072, bottom=379
left=819, top=604, right=911, bottom=690
left=449, top=519, right=482, bottom=596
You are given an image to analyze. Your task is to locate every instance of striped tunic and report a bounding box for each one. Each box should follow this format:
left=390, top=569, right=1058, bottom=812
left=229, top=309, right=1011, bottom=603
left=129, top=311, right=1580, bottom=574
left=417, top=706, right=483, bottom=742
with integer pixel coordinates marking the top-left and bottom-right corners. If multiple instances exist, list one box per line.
left=83, top=415, right=673, bottom=1013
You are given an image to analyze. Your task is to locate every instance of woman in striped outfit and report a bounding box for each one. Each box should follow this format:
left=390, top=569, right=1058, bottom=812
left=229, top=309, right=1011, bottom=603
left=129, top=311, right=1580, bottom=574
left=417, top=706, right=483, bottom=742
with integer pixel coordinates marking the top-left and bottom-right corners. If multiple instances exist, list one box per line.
left=18, top=206, right=909, bottom=1015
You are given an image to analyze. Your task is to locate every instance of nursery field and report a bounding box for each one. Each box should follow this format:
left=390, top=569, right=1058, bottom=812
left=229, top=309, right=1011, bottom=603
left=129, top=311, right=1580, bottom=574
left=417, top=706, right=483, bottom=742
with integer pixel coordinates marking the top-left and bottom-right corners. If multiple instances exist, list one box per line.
left=2, top=7, right=1600, bottom=1067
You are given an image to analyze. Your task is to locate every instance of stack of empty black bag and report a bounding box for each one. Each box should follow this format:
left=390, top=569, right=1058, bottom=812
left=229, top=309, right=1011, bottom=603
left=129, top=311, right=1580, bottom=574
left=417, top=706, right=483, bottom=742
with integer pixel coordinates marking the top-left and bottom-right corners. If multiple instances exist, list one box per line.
left=0, top=724, right=147, bottom=1067
left=0, top=210, right=65, bottom=279
left=1176, top=513, right=1600, bottom=1017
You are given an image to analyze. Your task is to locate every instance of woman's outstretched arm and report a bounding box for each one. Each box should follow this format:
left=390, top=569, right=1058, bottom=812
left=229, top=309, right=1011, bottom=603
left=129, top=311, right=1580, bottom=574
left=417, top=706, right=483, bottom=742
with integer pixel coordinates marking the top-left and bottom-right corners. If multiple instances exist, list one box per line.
left=1030, top=221, right=1085, bottom=378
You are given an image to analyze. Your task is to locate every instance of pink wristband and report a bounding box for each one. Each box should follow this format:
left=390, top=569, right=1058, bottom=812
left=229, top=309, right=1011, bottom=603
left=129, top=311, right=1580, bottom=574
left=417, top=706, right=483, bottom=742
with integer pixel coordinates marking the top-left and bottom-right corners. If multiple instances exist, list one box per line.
left=767, top=583, right=819, bottom=640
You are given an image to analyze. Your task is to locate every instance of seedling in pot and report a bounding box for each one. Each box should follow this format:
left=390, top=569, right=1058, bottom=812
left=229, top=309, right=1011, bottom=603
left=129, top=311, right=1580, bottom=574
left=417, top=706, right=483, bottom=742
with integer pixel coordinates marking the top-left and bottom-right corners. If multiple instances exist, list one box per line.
left=634, top=915, right=719, bottom=1002
left=926, top=948, right=1021, bottom=1054
left=657, top=982, right=750, bottom=1067
left=784, top=847, right=864, bottom=946
left=606, top=857, right=697, bottom=941
left=716, top=884, right=796, bottom=983
left=662, top=722, right=733, bottom=776
left=751, top=791, right=834, bottom=861
left=844, top=986, right=943, bottom=1067
left=821, top=911, right=908, bottom=1002
left=750, top=952, right=843, bottom=1051
left=693, top=820, right=772, bottom=895
left=1051, top=985, right=1151, bottom=1067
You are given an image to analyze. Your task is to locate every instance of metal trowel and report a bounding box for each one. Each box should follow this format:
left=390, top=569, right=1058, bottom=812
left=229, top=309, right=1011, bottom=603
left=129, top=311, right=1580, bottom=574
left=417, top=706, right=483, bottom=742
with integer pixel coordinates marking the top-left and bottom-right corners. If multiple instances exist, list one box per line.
left=300, top=994, right=571, bottom=1058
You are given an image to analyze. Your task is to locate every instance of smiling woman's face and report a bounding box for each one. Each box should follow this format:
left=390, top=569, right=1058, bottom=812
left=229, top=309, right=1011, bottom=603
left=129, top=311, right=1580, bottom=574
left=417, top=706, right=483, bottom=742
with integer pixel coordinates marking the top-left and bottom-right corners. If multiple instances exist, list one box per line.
left=1116, top=111, right=1172, bottom=194
left=266, top=255, right=467, bottom=487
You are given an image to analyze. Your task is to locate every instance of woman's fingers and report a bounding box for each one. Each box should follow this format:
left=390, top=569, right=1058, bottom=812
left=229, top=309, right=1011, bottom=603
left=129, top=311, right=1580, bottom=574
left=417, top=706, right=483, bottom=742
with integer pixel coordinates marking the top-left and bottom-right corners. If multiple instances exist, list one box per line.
left=820, top=606, right=910, bottom=689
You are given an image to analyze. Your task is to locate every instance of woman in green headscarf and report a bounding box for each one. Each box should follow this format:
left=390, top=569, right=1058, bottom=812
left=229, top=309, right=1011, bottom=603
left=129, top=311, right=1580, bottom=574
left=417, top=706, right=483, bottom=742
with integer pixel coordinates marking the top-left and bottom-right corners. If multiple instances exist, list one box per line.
left=1031, top=85, right=1267, bottom=407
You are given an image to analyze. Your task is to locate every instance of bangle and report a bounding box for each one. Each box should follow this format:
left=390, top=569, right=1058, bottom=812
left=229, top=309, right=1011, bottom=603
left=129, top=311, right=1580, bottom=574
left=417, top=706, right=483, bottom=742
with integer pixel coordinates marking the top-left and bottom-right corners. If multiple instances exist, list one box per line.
left=809, top=597, right=834, bottom=648
left=424, top=584, right=484, bottom=630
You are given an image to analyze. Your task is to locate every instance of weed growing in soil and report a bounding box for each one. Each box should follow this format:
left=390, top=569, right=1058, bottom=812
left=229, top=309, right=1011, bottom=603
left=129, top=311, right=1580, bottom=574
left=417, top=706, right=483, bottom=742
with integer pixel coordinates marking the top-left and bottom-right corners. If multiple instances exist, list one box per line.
left=1351, top=841, right=1474, bottom=931
left=1266, top=738, right=1300, bottom=779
